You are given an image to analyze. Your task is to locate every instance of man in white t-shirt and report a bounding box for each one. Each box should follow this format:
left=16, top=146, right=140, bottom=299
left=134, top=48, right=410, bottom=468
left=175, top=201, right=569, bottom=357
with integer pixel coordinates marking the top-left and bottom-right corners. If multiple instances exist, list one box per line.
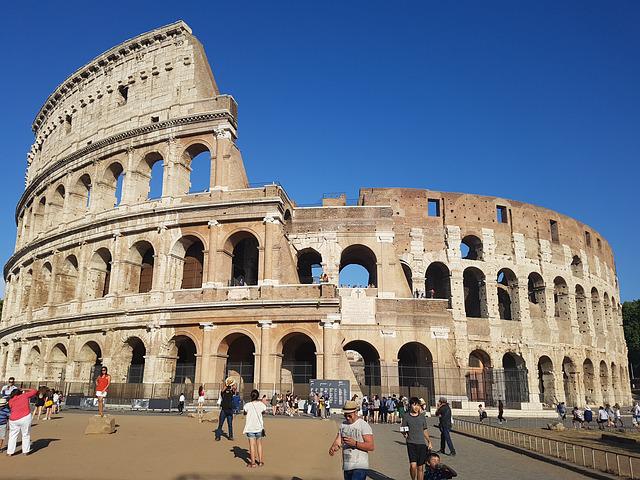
left=0, top=378, right=17, bottom=398
left=329, top=400, right=375, bottom=480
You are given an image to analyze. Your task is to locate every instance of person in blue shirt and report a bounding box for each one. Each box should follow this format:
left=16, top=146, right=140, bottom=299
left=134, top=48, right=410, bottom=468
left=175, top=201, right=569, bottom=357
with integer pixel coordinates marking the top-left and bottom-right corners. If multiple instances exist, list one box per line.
left=0, top=397, right=10, bottom=452
left=232, top=391, right=242, bottom=414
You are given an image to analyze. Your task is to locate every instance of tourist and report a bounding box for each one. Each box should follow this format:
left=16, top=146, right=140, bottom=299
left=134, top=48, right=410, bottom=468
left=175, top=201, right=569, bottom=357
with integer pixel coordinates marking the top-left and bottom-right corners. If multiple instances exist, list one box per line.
left=372, top=395, right=381, bottom=424
left=52, top=390, right=60, bottom=414
left=197, top=385, right=205, bottom=420
left=325, top=396, right=332, bottom=418
left=497, top=399, right=506, bottom=424
left=478, top=404, right=487, bottom=422
left=328, top=400, right=375, bottom=480
left=435, top=397, right=456, bottom=456
left=7, top=387, right=37, bottom=456
left=34, top=387, right=46, bottom=421
left=1, top=377, right=17, bottom=398
left=424, top=452, right=458, bottom=479
left=270, top=392, right=278, bottom=416
left=557, top=401, right=567, bottom=421
left=632, top=402, right=640, bottom=429
left=401, top=397, right=432, bottom=480
left=571, top=406, right=583, bottom=428
left=232, top=390, right=242, bottom=414
left=0, top=397, right=9, bottom=451
left=319, top=395, right=326, bottom=418
left=380, top=396, right=388, bottom=424
left=243, top=389, right=267, bottom=468
left=361, top=396, right=369, bottom=422
left=583, top=406, right=593, bottom=429
left=95, top=366, right=111, bottom=417
left=597, top=405, right=608, bottom=430
left=308, top=391, right=315, bottom=415
left=605, top=403, right=614, bottom=428
left=397, top=396, right=406, bottom=422
left=178, top=392, right=185, bottom=414
left=43, top=389, right=54, bottom=421
left=387, top=394, right=398, bottom=424
left=215, top=377, right=236, bottom=441
left=613, top=403, right=624, bottom=427
left=292, top=395, right=300, bottom=416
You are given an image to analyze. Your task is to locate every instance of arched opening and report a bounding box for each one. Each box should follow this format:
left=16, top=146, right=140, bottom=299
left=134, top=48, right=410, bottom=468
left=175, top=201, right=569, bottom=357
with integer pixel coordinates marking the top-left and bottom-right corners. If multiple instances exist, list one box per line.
left=497, top=268, right=519, bottom=321
left=48, top=185, right=65, bottom=224
left=527, top=273, right=546, bottom=318
left=175, top=236, right=204, bottom=289
left=229, top=233, right=259, bottom=286
left=575, top=285, right=589, bottom=334
left=35, top=262, right=52, bottom=307
left=583, top=359, right=595, bottom=404
left=339, top=244, right=378, bottom=287
left=537, top=356, right=555, bottom=406
left=398, top=342, right=435, bottom=407
left=126, top=241, right=155, bottom=293
left=280, top=333, right=317, bottom=388
left=297, top=248, right=323, bottom=284
left=76, top=341, right=102, bottom=382
left=591, top=288, right=603, bottom=332
left=501, top=353, right=529, bottom=405
left=125, top=337, right=146, bottom=383
left=88, top=248, right=112, bottom=299
left=562, top=357, right=578, bottom=406
left=425, top=262, right=451, bottom=300
left=20, top=269, right=33, bottom=311
left=70, top=174, right=92, bottom=214
left=343, top=341, right=381, bottom=397
left=571, top=255, right=583, bottom=278
left=25, top=346, right=42, bottom=381
left=461, top=235, right=483, bottom=260
left=172, top=336, right=197, bottom=384
left=611, top=361, right=618, bottom=399
left=219, top=334, right=256, bottom=395
left=553, top=277, right=570, bottom=324
left=144, top=152, right=165, bottom=200
left=463, top=267, right=487, bottom=318
left=467, top=350, right=494, bottom=405
left=400, top=261, right=413, bottom=294
left=101, top=162, right=125, bottom=209
left=603, top=293, right=612, bottom=330
left=57, top=255, right=79, bottom=303
left=35, top=197, right=47, bottom=234
left=46, top=344, right=67, bottom=382
left=599, top=360, right=609, bottom=404
left=185, top=144, right=211, bottom=194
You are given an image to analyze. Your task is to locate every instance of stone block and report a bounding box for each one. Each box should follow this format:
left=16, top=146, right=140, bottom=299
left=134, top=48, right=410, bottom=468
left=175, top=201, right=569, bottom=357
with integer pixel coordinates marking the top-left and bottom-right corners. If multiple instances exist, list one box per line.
left=85, top=414, right=116, bottom=434
left=546, top=422, right=565, bottom=432
left=201, top=411, right=219, bottom=423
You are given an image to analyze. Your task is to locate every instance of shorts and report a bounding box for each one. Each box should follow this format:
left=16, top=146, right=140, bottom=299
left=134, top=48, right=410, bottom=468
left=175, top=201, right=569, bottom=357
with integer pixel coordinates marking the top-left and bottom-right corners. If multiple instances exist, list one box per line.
left=198, top=396, right=205, bottom=404
left=96, top=391, right=108, bottom=398
left=0, top=423, right=6, bottom=439
left=406, top=442, right=428, bottom=466
left=246, top=431, right=263, bottom=439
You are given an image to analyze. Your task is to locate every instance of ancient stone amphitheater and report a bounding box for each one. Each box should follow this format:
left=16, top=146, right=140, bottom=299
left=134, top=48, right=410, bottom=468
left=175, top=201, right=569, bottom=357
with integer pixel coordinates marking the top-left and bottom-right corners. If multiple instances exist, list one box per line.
left=0, top=21, right=629, bottom=410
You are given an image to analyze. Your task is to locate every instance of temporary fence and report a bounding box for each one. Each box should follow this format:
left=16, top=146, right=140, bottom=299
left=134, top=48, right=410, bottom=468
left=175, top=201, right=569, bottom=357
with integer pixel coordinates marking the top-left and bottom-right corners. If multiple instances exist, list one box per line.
left=454, top=418, right=640, bottom=478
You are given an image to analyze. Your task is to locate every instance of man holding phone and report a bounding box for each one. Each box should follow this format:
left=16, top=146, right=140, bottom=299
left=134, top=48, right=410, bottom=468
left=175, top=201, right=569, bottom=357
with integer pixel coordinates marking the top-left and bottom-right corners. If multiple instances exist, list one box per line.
left=329, top=400, right=375, bottom=480
left=401, top=397, right=433, bottom=480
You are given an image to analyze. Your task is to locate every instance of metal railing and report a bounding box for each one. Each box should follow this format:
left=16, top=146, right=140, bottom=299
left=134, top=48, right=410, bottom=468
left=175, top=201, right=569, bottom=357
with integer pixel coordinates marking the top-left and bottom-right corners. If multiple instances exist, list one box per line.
left=454, top=418, right=640, bottom=478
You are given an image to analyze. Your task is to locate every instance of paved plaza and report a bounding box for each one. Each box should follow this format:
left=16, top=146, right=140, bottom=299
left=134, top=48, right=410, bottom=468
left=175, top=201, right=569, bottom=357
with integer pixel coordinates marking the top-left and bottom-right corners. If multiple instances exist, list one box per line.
left=0, top=410, right=596, bottom=480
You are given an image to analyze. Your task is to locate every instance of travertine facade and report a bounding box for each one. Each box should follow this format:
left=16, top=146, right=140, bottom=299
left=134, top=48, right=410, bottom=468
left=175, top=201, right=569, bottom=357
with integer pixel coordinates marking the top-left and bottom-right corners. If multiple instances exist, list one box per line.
left=0, top=22, right=629, bottom=409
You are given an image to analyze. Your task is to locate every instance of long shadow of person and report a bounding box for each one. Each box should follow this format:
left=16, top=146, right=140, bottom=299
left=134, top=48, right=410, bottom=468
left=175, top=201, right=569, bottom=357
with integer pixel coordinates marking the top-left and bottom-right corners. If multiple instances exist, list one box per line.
left=230, top=445, right=251, bottom=464
left=29, top=438, right=60, bottom=454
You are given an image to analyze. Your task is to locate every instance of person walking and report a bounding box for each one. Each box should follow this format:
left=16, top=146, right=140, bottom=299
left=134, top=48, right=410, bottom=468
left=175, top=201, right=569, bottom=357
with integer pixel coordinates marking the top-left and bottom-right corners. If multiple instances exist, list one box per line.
left=557, top=401, right=567, bottom=421
left=372, top=395, right=381, bottom=424
left=43, top=389, right=54, bottom=421
left=34, top=388, right=45, bottom=421
left=215, top=377, right=236, bottom=441
left=497, top=400, right=506, bottom=424
left=178, top=392, right=185, bottom=414
left=7, top=388, right=37, bottom=456
left=435, top=397, right=456, bottom=457
left=597, top=405, right=608, bottom=430
left=387, top=395, right=397, bottom=424
left=401, top=397, right=433, bottom=480
left=197, top=385, right=205, bottom=421
left=95, top=366, right=111, bottom=417
left=613, top=403, right=624, bottom=427
left=571, top=406, right=584, bottom=429
left=478, top=404, right=487, bottom=422
left=243, top=389, right=267, bottom=468
left=583, top=406, right=593, bottom=429
left=632, top=402, right=640, bottom=429
left=329, top=400, right=375, bottom=480
left=0, top=398, right=10, bottom=452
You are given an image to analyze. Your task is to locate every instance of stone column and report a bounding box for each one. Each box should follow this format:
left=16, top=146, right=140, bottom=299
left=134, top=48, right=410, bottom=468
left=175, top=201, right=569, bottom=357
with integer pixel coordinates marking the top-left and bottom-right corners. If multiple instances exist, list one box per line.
left=204, top=220, right=221, bottom=287
left=321, top=316, right=341, bottom=380
left=258, top=321, right=273, bottom=395
left=261, top=216, right=280, bottom=285
left=213, top=127, right=233, bottom=188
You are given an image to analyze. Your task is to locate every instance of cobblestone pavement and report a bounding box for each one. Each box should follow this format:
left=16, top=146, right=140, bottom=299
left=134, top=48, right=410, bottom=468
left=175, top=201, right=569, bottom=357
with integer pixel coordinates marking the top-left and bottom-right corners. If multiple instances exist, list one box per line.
left=364, top=418, right=591, bottom=480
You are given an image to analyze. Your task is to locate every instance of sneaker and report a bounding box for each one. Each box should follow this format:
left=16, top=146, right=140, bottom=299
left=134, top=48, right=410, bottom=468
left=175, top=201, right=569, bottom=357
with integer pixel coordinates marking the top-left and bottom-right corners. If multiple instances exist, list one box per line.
left=229, top=437, right=234, bottom=441
left=450, top=452, right=456, bottom=457
left=215, top=437, right=221, bottom=441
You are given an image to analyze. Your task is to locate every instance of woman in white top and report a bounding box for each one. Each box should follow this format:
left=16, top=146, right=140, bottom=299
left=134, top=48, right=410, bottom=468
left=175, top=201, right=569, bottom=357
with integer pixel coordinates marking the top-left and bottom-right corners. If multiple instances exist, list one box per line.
left=243, top=389, right=267, bottom=468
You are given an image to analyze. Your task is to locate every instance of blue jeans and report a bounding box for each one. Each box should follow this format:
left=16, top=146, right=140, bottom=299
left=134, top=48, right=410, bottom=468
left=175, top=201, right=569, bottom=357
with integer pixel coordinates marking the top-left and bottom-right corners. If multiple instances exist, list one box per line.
left=216, top=409, right=234, bottom=439
left=439, top=427, right=455, bottom=454
left=343, top=469, right=368, bottom=480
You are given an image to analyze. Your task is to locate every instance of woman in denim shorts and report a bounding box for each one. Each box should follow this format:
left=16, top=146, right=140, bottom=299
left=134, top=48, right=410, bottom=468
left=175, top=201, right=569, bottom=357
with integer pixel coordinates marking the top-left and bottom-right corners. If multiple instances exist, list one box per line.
left=243, top=389, right=267, bottom=468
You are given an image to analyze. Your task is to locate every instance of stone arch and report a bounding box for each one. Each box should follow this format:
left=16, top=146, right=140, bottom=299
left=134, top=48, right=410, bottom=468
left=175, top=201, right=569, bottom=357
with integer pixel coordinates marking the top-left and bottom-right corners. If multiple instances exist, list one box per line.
left=467, top=349, right=493, bottom=405
left=99, top=161, right=125, bottom=209
left=222, top=230, right=260, bottom=286
left=123, top=337, right=146, bottom=383
left=171, top=235, right=205, bottom=289
left=57, top=254, right=79, bottom=303
left=126, top=240, right=156, bottom=293
left=184, top=143, right=212, bottom=194
left=501, top=352, right=529, bottom=405
left=35, top=262, right=52, bottom=307
left=497, top=268, right=519, bottom=321
left=575, top=285, right=589, bottom=334
left=169, top=335, right=198, bottom=384
left=138, top=151, right=165, bottom=200
left=611, top=361, right=618, bottom=401
left=425, top=262, right=451, bottom=300
left=400, top=260, right=413, bottom=294
left=278, top=331, right=318, bottom=388
left=339, top=244, right=378, bottom=288
left=562, top=356, right=579, bottom=406
left=218, top=332, right=256, bottom=388
left=461, top=235, right=483, bottom=260
left=527, top=272, right=546, bottom=318
left=25, top=346, right=43, bottom=381
left=463, top=266, right=488, bottom=318
left=69, top=173, right=91, bottom=214
left=591, top=288, right=603, bottom=332
left=76, top=341, right=102, bottom=382
left=343, top=340, right=381, bottom=397
left=297, top=248, right=323, bottom=284
left=603, top=293, right=612, bottom=330
left=87, top=248, right=112, bottom=299
left=48, top=184, right=66, bottom=223
left=46, top=343, right=67, bottom=381
left=34, top=196, right=47, bottom=235
left=398, top=342, right=435, bottom=407
left=537, top=356, right=555, bottom=406
left=583, top=358, right=595, bottom=404
left=600, top=360, right=610, bottom=404
left=553, top=276, right=571, bottom=325
left=20, top=268, right=33, bottom=311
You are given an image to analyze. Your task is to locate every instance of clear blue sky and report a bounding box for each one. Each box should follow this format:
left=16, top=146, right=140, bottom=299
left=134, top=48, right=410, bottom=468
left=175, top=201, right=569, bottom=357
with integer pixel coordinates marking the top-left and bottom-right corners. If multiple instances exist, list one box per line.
left=1, top=1, right=638, bottom=300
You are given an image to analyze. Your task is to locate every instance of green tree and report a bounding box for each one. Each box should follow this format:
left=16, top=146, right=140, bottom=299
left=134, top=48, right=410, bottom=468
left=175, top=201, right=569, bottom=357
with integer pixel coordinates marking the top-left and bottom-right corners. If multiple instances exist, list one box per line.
left=623, top=300, right=640, bottom=375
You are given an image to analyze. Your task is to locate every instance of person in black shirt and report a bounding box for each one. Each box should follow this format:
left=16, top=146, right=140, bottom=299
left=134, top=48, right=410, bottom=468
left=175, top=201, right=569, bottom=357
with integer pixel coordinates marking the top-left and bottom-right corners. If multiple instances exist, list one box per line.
left=435, top=397, right=456, bottom=456
left=215, top=377, right=237, bottom=441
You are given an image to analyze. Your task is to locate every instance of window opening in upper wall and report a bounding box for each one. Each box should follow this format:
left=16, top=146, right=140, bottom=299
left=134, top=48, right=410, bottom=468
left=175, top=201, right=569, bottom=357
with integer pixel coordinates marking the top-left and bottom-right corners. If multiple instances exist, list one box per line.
left=427, top=199, right=440, bottom=217
left=65, top=115, right=72, bottom=134
left=585, top=231, right=591, bottom=247
left=496, top=205, right=508, bottom=224
left=118, top=85, right=128, bottom=105
left=597, top=238, right=602, bottom=250
left=550, top=220, right=559, bottom=243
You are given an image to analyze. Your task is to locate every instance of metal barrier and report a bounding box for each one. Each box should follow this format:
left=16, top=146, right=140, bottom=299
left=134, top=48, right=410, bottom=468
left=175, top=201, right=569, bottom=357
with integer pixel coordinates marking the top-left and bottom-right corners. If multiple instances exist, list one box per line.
left=454, top=418, right=640, bottom=478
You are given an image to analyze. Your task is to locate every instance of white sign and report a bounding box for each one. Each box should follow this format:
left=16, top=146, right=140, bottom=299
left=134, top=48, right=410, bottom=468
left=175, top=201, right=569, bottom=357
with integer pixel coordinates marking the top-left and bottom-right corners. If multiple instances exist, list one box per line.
left=430, top=326, right=450, bottom=339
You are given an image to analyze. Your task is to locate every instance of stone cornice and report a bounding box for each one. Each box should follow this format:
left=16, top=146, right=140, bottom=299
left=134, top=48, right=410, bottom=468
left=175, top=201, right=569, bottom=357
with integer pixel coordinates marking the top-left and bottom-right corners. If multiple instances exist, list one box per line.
left=17, top=111, right=236, bottom=219
left=32, top=21, right=191, bottom=132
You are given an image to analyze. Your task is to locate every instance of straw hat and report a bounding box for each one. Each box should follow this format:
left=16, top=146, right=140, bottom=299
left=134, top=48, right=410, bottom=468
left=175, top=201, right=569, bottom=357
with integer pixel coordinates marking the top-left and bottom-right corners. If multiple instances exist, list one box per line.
left=225, top=377, right=236, bottom=387
left=419, top=398, right=426, bottom=406
left=0, top=398, right=7, bottom=406
left=342, top=400, right=359, bottom=413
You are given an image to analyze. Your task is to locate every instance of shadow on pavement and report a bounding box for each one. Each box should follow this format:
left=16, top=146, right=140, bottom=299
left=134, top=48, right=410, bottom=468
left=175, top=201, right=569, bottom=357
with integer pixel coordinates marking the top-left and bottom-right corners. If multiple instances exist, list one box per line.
left=30, top=438, right=60, bottom=453
left=367, top=471, right=395, bottom=480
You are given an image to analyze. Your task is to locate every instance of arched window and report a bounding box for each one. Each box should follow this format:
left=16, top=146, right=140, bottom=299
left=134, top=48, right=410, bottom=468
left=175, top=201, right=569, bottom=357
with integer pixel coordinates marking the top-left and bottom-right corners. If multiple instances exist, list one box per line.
left=463, top=267, right=487, bottom=318
left=57, top=255, right=79, bottom=303
left=467, top=350, right=492, bottom=404
left=297, top=248, right=323, bottom=284
left=527, top=272, right=546, bottom=318
left=185, top=144, right=212, bottom=194
left=180, top=239, right=204, bottom=289
left=461, top=235, right=483, bottom=260
left=144, top=152, right=164, bottom=200
left=553, top=277, right=570, bottom=324
left=127, top=241, right=155, bottom=293
left=125, top=337, right=146, bottom=383
left=591, top=288, right=603, bottom=332
left=583, top=359, right=595, bottom=404
left=48, top=185, right=65, bottom=224
left=88, top=248, right=112, bottom=299
left=344, top=341, right=381, bottom=397
left=280, top=333, right=317, bottom=386
left=339, top=244, right=378, bottom=288
left=562, top=357, right=578, bottom=406
left=219, top=333, right=256, bottom=386
left=20, top=269, right=33, bottom=311
left=34, top=197, right=47, bottom=235
left=101, top=162, right=125, bottom=209
left=537, top=356, right=555, bottom=405
left=400, top=261, right=413, bottom=295
left=575, top=285, right=588, bottom=334
left=570, top=255, right=582, bottom=278
left=497, top=268, right=519, bottom=321
left=398, top=342, right=435, bottom=407
left=70, top=174, right=91, bottom=214
left=35, top=262, right=52, bottom=307
left=502, top=353, right=529, bottom=404
left=171, top=336, right=197, bottom=383
left=228, top=233, right=259, bottom=286
left=425, top=262, right=451, bottom=300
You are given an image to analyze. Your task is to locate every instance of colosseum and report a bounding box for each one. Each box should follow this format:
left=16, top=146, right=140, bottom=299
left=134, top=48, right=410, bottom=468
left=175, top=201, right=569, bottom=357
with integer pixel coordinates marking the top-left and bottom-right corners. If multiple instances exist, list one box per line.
left=0, top=21, right=630, bottom=412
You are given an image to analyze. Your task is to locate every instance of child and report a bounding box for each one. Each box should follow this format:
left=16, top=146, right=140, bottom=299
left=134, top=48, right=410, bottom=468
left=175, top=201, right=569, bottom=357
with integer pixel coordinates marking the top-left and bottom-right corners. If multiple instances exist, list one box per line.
left=0, top=398, right=9, bottom=451
left=478, top=404, right=487, bottom=422
left=424, top=452, right=457, bottom=480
